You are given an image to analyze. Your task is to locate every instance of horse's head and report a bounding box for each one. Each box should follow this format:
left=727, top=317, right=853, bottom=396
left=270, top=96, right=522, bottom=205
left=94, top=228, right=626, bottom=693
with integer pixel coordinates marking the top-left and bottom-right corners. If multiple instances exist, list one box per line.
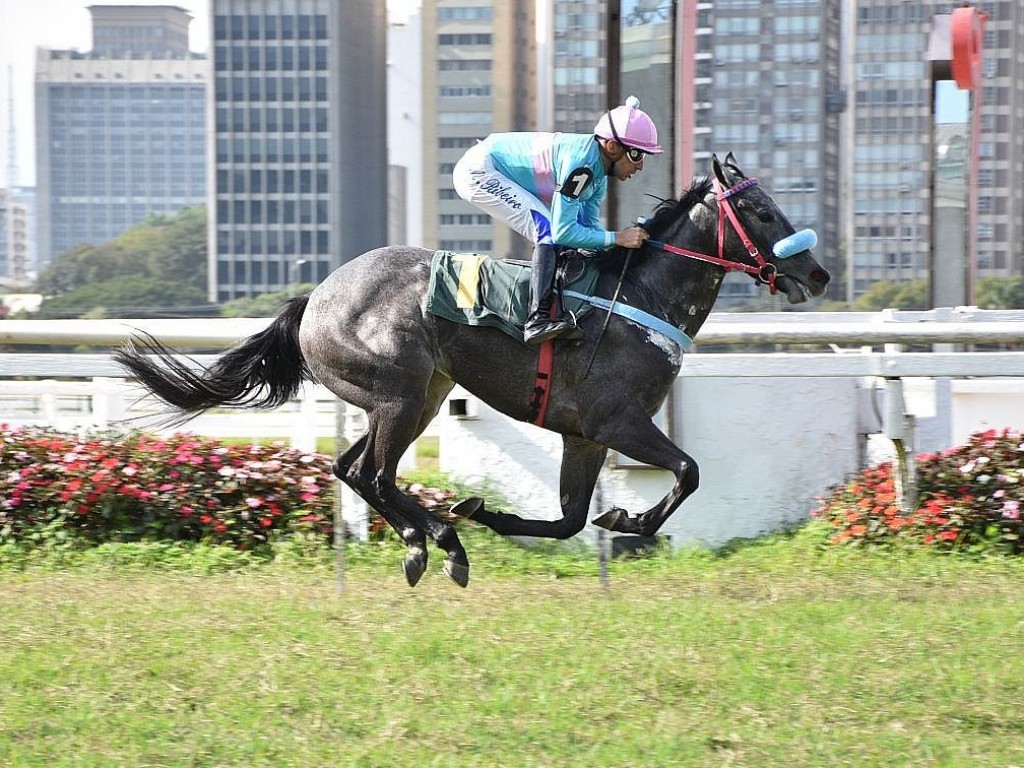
left=708, top=152, right=831, bottom=303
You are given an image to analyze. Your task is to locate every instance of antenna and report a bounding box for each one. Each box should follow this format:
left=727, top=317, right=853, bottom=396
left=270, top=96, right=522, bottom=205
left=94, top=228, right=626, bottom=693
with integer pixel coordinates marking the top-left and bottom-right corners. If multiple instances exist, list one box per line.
left=6, top=64, right=17, bottom=188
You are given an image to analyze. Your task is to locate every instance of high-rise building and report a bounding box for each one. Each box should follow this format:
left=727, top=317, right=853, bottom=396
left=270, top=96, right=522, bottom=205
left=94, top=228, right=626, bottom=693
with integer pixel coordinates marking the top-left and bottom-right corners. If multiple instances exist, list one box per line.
left=209, top=0, right=387, bottom=301
left=693, top=0, right=844, bottom=303
left=388, top=7, right=423, bottom=247
left=616, top=0, right=679, bottom=228
left=849, top=0, right=1024, bottom=300
left=548, top=0, right=606, bottom=134
left=419, top=0, right=843, bottom=293
left=34, top=5, right=206, bottom=268
left=90, top=4, right=193, bottom=57
left=422, top=0, right=537, bottom=259
left=0, top=188, right=30, bottom=283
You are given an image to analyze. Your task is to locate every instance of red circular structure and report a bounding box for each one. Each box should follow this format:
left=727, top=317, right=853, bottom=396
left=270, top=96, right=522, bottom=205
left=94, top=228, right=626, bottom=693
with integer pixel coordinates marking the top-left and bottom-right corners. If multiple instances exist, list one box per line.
left=951, top=6, right=986, bottom=90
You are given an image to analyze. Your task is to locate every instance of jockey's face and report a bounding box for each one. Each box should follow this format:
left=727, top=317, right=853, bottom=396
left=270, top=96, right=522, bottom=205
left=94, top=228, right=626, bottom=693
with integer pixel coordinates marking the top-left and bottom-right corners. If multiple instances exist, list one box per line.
left=611, top=143, right=644, bottom=181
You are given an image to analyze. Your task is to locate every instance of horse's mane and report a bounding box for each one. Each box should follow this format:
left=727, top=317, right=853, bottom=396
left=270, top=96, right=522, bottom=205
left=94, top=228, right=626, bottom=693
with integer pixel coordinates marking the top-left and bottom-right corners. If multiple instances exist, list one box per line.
left=590, top=174, right=713, bottom=273
left=643, top=175, right=713, bottom=239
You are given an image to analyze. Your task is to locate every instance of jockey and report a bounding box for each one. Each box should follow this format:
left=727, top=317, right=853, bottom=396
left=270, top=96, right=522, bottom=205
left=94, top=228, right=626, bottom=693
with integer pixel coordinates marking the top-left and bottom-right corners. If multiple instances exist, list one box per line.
left=453, top=96, right=662, bottom=345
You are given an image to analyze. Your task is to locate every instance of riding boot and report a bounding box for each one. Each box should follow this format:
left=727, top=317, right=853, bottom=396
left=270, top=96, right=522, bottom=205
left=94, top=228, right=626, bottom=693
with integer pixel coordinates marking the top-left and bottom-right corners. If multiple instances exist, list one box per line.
left=523, top=243, right=582, bottom=345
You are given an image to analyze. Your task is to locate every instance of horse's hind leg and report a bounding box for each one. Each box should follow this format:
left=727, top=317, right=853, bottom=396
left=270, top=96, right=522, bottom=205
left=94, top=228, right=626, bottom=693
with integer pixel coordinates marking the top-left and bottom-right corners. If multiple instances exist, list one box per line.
left=334, top=434, right=430, bottom=586
left=365, top=396, right=471, bottom=587
left=336, top=385, right=470, bottom=587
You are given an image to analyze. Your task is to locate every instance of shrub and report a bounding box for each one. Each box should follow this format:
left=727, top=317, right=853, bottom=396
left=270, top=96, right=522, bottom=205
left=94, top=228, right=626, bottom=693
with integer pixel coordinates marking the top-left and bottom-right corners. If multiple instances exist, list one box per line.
left=1, top=425, right=335, bottom=550
left=0, top=426, right=473, bottom=552
left=814, top=429, right=1024, bottom=554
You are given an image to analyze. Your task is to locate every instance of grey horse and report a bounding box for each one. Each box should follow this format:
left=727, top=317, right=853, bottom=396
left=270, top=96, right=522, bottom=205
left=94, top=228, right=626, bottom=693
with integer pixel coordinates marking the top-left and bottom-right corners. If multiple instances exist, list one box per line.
left=114, top=153, right=830, bottom=588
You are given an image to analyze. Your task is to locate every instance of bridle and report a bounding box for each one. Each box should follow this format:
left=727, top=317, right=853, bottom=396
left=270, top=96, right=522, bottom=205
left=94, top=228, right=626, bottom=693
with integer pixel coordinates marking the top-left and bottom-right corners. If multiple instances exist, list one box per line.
left=645, top=176, right=781, bottom=295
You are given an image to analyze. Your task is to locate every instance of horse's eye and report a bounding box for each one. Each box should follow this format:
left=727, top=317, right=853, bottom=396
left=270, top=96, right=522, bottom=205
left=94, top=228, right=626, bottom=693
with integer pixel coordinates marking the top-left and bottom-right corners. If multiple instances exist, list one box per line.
left=756, top=209, right=774, bottom=223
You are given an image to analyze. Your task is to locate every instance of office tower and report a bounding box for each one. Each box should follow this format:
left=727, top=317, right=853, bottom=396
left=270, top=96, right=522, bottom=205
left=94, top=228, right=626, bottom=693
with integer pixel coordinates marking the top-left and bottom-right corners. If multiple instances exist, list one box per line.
left=210, top=0, right=387, bottom=301
left=0, top=188, right=29, bottom=282
left=422, top=0, right=537, bottom=260
left=850, top=0, right=1024, bottom=300
left=34, top=5, right=206, bottom=269
left=616, top=0, right=678, bottom=228
left=549, top=0, right=606, bottom=134
left=697, top=0, right=843, bottom=303
left=388, top=7, right=423, bottom=247
left=90, top=4, right=192, bottom=57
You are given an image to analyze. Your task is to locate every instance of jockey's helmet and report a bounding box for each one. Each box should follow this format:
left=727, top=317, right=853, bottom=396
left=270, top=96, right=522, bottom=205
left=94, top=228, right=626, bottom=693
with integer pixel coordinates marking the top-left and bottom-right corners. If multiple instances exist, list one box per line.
left=594, top=96, right=663, bottom=154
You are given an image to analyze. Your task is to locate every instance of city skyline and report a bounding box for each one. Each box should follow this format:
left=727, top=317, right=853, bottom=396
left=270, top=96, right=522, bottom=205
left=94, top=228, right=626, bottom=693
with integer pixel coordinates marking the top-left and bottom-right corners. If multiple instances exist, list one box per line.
left=0, top=0, right=420, bottom=188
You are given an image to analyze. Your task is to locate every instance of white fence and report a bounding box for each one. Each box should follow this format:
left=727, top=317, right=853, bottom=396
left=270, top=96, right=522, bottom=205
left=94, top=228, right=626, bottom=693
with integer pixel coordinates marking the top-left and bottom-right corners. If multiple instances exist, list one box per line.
left=4, top=307, right=1024, bottom=546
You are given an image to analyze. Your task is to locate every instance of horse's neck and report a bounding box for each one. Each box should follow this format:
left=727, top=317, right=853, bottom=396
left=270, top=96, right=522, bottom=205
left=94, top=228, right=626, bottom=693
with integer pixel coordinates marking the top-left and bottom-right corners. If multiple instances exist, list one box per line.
left=635, top=220, right=724, bottom=339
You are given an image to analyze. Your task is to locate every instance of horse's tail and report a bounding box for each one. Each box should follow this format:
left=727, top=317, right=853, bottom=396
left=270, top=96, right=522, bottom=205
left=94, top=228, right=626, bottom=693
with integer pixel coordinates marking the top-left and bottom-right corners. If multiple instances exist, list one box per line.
left=114, top=296, right=312, bottom=425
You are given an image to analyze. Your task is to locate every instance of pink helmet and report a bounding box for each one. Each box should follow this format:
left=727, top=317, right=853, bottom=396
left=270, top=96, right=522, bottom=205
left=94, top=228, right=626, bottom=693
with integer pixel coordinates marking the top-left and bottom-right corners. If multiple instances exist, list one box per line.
left=594, top=96, right=663, bottom=154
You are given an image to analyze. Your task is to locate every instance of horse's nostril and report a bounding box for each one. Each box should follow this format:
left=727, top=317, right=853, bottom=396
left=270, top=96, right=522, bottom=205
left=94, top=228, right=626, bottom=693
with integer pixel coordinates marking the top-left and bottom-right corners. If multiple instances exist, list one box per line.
left=810, top=269, right=830, bottom=285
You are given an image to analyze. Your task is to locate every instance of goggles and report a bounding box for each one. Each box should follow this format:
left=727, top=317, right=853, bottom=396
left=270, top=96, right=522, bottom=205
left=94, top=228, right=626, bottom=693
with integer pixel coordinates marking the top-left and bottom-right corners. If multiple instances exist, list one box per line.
left=623, top=146, right=646, bottom=164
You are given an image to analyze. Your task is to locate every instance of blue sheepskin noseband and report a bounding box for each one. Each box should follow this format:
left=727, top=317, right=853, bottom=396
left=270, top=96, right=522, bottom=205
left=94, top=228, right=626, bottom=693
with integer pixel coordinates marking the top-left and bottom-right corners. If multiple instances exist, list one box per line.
left=773, top=229, right=817, bottom=259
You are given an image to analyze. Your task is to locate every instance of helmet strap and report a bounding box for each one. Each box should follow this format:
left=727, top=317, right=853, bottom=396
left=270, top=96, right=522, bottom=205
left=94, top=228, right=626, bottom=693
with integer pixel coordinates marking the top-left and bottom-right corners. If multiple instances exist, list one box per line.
left=604, top=109, right=626, bottom=151
left=596, top=135, right=620, bottom=175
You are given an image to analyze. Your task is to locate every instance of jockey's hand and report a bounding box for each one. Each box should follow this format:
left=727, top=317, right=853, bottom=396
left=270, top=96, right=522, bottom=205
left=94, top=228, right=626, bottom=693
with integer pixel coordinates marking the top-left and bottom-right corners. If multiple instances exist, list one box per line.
left=615, top=226, right=650, bottom=249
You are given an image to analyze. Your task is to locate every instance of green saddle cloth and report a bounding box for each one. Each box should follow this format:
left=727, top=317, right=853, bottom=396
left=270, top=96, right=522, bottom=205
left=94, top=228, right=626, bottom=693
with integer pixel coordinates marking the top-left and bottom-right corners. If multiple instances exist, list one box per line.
left=425, top=250, right=601, bottom=340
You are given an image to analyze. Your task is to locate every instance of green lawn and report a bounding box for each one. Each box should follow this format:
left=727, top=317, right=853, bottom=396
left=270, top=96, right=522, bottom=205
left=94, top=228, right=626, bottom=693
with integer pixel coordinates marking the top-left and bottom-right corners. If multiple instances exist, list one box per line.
left=1, top=532, right=1023, bottom=767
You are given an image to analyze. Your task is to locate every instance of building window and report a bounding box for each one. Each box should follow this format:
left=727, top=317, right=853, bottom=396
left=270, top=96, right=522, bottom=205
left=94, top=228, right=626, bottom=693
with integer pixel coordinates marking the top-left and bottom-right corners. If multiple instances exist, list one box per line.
left=438, top=34, right=492, bottom=45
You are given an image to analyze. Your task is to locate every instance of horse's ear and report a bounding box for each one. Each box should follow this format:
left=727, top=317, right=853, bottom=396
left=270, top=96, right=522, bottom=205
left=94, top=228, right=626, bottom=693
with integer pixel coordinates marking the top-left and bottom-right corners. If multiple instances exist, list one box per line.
left=711, top=153, right=727, bottom=184
left=724, top=151, right=739, bottom=170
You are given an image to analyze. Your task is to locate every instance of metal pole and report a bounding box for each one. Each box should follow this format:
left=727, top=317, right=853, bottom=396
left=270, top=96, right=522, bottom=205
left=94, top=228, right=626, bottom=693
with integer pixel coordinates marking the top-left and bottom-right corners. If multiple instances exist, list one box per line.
left=333, top=471, right=346, bottom=593
left=595, top=475, right=610, bottom=589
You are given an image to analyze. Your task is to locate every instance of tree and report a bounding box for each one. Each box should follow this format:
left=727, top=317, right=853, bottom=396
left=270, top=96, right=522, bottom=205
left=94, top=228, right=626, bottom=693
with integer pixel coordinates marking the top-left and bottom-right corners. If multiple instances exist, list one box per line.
left=35, top=276, right=209, bottom=319
left=220, top=285, right=315, bottom=317
left=34, top=207, right=210, bottom=318
left=976, top=276, right=1024, bottom=309
left=851, top=279, right=930, bottom=311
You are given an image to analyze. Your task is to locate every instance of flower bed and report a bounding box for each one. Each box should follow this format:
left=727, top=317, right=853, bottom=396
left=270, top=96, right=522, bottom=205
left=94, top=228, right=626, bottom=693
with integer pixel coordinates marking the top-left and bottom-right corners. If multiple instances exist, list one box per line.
left=814, top=429, right=1024, bottom=554
left=1, top=425, right=338, bottom=549
left=1, top=425, right=464, bottom=551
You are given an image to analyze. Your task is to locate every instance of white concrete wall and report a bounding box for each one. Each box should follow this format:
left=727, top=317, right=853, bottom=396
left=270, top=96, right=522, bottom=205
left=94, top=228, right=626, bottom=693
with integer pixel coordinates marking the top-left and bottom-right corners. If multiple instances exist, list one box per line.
left=950, top=379, right=1024, bottom=445
left=438, top=376, right=861, bottom=548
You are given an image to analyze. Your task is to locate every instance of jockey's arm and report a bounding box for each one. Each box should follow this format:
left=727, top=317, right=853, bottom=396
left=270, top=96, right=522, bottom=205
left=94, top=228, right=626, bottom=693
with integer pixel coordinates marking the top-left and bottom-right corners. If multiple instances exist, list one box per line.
left=550, top=191, right=649, bottom=251
left=549, top=184, right=615, bottom=250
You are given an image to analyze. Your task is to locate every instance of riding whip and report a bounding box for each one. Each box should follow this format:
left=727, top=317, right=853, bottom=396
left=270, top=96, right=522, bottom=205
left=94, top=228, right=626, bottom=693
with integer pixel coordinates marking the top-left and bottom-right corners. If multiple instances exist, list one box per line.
left=584, top=220, right=645, bottom=378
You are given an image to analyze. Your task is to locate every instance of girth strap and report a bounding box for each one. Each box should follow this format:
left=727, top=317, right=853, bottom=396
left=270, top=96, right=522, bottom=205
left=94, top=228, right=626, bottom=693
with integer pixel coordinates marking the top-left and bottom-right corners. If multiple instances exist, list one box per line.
left=526, top=336, right=555, bottom=427
left=562, top=290, right=693, bottom=352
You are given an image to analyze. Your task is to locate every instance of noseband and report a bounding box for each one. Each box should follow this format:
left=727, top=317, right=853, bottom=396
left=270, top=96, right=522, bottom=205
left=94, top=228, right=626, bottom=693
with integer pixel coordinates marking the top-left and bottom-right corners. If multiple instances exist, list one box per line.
left=646, top=177, right=780, bottom=294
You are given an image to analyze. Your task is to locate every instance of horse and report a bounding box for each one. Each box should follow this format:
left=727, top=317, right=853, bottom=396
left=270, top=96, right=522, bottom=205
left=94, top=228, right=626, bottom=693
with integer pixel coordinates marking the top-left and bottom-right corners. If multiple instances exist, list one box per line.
left=114, top=153, right=830, bottom=588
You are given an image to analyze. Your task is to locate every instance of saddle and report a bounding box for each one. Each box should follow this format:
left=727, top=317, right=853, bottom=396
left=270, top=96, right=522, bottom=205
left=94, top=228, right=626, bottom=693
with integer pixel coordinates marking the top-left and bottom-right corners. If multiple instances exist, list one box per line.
left=425, top=249, right=600, bottom=342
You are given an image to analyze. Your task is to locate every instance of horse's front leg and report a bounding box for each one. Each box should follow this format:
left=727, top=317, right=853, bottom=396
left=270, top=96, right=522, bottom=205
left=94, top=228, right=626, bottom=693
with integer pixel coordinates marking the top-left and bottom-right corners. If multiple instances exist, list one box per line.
left=451, top=436, right=607, bottom=539
left=584, top=401, right=699, bottom=537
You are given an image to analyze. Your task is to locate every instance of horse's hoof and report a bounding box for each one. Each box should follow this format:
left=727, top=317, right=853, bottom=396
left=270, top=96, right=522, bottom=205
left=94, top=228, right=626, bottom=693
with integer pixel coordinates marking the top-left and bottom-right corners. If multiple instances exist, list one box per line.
left=443, top=557, right=470, bottom=588
left=591, top=506, right=634, bottom=533
left=403, top=547, right=428, bottom=587
left=450, top=497, right=484, bottom=519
